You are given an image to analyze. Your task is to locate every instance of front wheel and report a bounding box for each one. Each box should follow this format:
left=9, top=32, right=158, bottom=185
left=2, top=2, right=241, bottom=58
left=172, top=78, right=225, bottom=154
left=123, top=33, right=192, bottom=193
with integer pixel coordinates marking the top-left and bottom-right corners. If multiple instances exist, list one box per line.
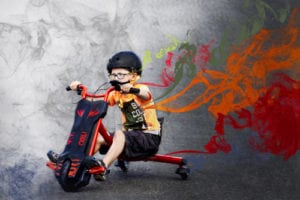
left=57, top=160, right=78, bottom=192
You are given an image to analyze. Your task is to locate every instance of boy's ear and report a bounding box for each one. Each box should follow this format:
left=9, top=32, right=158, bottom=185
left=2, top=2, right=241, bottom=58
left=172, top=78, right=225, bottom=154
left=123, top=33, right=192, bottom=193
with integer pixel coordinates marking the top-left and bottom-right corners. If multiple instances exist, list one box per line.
left=131, top=73, right=138, bottom=80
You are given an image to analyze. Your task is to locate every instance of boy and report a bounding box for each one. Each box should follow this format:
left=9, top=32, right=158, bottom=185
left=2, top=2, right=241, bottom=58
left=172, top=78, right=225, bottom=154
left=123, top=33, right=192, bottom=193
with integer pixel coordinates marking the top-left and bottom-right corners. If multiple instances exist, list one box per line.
left=48, top=51, right=161, bottom=180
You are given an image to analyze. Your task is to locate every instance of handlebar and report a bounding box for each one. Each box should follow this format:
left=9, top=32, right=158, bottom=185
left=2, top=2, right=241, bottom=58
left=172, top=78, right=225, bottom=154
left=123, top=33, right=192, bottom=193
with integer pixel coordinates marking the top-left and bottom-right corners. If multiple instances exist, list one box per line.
left=66, top=84, right=140, bottom=100
left=66, top=84, right=114, bottom=102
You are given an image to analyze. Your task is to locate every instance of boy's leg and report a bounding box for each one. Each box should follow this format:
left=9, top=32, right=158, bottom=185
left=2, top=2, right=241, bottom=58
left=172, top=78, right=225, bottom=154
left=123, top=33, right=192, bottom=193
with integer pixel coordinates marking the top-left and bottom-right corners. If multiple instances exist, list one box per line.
left=102, top=130, right=125, bottom=167
left=84, top=130, right=125, bottom=181
left=85, top=130, right=125, bottom=167
left=94, top=133, right=106, bottom=154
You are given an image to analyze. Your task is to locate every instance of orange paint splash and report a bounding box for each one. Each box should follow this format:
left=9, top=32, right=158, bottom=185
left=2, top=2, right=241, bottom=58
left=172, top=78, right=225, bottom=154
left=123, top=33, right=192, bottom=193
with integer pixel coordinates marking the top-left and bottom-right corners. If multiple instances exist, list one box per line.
left=152, top=9, right=300, bottom=117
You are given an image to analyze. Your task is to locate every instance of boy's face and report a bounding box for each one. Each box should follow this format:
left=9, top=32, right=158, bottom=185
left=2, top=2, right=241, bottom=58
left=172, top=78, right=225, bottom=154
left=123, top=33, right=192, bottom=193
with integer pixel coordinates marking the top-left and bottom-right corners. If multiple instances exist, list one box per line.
left=109, top=68, right=136, bottom=83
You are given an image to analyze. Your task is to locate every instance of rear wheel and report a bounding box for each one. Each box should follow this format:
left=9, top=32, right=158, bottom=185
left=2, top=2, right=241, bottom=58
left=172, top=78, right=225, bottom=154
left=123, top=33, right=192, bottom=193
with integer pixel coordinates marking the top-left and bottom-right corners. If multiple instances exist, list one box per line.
left=175, top=166, right=190, bottom=180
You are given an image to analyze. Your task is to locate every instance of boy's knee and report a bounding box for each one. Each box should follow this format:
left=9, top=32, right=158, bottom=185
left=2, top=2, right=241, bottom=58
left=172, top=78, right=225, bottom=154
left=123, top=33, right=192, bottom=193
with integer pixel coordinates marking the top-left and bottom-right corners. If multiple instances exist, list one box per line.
left=97, top=134, right=106, bottom=145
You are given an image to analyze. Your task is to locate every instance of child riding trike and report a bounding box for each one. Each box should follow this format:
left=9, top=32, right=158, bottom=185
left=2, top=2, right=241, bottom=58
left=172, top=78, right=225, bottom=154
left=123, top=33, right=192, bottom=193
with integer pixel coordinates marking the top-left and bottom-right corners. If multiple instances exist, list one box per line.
left=46, top=51, right=190, bottom=192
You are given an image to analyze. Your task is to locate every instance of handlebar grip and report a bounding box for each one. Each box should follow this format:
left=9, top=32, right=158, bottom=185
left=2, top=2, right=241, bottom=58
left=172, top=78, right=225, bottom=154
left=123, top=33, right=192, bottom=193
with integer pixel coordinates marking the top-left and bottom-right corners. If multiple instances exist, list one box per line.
left=129, top=88, right=140, bottom=94
left=65, top=85, right=82, bottom=95
left=66, top=86, right=72, bottom=91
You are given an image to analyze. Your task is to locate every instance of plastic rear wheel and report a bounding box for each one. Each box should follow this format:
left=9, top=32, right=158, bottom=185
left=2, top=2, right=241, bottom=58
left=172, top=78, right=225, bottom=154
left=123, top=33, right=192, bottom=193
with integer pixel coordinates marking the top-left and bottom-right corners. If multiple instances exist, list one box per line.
left=175, top=166, right=190, bottom=180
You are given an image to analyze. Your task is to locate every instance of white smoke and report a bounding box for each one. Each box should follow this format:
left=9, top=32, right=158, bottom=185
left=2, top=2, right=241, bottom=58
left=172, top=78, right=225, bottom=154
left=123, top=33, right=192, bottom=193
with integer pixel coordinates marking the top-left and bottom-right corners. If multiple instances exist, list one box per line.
left=0, top=0, right=240, bottom=198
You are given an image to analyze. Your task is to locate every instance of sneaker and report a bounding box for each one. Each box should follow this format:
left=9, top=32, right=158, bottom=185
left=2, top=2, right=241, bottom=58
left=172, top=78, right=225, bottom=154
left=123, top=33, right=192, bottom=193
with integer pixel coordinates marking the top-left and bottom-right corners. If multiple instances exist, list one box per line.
left=47, top=150, right=59, bottom=163
left=94, top=168, right=110, bottom=181
left=94, top=173, right=107, bottom=181
left=84, top=156, right=108, bottom=181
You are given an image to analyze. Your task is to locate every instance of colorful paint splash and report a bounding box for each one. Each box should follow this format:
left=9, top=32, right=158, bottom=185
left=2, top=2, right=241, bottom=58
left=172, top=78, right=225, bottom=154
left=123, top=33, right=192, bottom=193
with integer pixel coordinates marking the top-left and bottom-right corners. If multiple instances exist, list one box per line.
left=142, top=39, right=213, bottom=100
left=141, top=0, right=291, bottom=98
left=152, top=9, right=300, bottom=113
left=149, top=9, right=300, bottom=159
left=212, top=73, right=300, bottom=159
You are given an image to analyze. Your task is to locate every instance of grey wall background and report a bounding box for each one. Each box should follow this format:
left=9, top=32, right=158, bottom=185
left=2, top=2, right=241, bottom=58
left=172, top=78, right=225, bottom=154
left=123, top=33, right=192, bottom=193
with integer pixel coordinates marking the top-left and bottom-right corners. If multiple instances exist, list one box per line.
left=0, top=0, right=299, bottom=200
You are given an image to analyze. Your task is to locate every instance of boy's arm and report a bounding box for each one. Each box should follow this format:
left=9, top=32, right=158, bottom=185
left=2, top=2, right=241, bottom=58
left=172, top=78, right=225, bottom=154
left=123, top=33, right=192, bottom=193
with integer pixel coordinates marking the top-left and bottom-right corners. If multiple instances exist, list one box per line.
left=134, top=87, right=151, bottom=101
left=120, top=84, right=151, bottom=101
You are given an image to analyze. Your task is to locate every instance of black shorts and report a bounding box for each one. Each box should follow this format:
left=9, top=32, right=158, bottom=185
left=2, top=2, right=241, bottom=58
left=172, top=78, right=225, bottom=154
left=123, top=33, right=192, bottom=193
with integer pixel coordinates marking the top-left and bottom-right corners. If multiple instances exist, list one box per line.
left=121, top=130, right=161, bottom=159
left=99, top=130, right=161, bottom=159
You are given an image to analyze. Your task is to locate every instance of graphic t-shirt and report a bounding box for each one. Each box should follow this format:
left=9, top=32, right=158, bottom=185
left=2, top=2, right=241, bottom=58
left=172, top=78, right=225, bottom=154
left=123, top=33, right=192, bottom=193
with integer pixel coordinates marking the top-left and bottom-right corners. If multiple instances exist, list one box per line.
left=107, top=84, right=160, bottom=131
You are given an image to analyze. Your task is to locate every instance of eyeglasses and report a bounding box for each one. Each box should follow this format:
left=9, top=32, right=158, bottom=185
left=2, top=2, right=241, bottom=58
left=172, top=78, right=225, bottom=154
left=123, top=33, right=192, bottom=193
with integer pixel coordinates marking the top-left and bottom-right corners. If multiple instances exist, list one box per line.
left=108, top=73, right=131, bottom=80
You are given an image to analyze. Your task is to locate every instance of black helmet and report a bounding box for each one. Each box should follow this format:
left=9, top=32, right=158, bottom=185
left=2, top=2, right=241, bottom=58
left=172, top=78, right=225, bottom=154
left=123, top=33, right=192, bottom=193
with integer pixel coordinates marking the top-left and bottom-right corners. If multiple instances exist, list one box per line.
left=106, top=51, right=142, bottom=75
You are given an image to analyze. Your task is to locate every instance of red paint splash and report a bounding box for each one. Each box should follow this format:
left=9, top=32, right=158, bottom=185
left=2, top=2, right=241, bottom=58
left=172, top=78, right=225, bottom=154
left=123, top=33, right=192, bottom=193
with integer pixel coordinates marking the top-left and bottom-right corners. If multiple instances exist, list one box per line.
left=193, top=42, right=213, bottom=72
left=250, top=73, right=300, bottom=159
left=165, top=52, right=174, bottom=67
left=210, top=73, right=300, bottom=159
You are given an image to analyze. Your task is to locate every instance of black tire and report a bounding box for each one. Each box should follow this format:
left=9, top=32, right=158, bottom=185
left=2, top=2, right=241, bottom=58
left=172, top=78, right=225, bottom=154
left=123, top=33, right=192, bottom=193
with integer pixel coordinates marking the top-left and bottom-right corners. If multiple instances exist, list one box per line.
left=175, top=166, right=190, bottom=180
left=58, top=160, right=78, bottom=192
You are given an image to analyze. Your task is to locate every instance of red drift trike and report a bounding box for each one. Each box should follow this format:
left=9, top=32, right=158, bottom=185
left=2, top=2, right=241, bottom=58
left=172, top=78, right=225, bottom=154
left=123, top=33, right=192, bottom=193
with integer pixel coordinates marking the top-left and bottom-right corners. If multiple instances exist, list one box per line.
left=46, top=84, right=190, bottom=192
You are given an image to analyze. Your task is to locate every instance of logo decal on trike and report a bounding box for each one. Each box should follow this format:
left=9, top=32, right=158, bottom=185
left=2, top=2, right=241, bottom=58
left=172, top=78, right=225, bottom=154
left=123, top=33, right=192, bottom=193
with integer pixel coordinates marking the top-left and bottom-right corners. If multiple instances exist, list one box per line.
left=88, top=110, right=100, bottom=118
left=78, top=132, right=87, bottom=146
left=67, top=132, right=75, bottom=145
left=77, top=109, right=85, bottom=117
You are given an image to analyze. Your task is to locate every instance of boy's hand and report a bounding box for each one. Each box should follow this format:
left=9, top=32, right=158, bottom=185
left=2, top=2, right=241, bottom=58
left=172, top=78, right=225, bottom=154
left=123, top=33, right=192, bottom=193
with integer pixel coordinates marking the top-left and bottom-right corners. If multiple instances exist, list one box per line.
left=70, top=81, right=81, bottom=90
left=120, top=83, right=133, bottom=93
